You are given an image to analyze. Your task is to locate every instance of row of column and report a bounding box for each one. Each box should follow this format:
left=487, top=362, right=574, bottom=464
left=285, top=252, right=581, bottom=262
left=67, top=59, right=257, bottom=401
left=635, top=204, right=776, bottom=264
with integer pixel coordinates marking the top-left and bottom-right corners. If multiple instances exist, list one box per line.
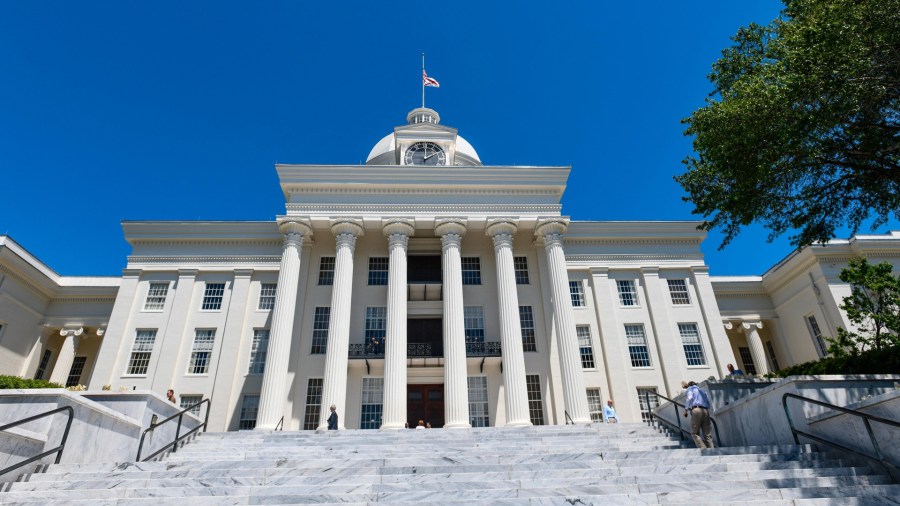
left=255, top=216, right=591, bottom=430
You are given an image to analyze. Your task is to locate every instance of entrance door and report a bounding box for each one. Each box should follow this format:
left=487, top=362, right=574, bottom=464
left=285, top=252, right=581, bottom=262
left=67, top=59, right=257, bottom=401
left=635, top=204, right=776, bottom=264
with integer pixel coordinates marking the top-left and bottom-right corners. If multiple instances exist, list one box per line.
left=407, top=384, right=445, bottom=428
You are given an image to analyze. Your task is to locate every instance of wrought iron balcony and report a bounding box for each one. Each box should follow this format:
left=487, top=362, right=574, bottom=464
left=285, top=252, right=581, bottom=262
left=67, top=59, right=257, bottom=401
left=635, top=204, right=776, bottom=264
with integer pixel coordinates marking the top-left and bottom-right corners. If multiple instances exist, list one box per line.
left=347, top=341, right=502, bottom=359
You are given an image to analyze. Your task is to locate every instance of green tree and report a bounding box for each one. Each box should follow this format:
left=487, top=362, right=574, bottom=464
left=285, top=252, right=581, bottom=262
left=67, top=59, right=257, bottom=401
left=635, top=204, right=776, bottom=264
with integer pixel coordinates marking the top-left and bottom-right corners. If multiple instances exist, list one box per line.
left=828, top=257, right=900, bottom=355
left=677, top=0, right=900, bottom=248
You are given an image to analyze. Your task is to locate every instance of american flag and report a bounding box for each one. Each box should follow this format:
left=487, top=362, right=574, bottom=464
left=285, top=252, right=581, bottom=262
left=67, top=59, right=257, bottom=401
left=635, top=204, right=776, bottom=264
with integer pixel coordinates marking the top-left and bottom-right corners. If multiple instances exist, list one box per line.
left=423, top=70, right=440, bottom=88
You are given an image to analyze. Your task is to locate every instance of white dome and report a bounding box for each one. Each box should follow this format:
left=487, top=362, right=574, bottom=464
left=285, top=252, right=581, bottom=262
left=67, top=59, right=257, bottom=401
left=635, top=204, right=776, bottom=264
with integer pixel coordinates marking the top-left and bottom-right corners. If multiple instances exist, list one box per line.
left=365, top=132, right=481, bottom=165
left=455, top=136, right=481, bottom=164
left=366, top=133, right=396, bottom=163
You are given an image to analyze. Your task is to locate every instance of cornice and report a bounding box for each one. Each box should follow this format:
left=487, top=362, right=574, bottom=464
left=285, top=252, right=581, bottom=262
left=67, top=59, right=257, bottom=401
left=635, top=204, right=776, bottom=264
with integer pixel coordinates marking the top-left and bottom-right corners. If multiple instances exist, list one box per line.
left=50, top=296, right=117, bottom=304
left=564, top=238, right=702, bottom=246
left=129, top=239, right=282, bottom=248
left=713, top=291, right=770, bottom=299
left=127, top=255, right=282, bottom=265
left=286, top=204, right=562, bottom=214
left=565, top=253, right=705, bottom=262
left=0, top=263, right=53, bottom=299
left=287, top=188, right=561, bottom=196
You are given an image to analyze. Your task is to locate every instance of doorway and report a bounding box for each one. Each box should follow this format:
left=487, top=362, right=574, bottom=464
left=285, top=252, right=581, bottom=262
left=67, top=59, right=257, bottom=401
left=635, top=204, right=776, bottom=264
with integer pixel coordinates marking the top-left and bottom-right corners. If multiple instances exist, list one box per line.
left=407, top=384, right=444, bottom=428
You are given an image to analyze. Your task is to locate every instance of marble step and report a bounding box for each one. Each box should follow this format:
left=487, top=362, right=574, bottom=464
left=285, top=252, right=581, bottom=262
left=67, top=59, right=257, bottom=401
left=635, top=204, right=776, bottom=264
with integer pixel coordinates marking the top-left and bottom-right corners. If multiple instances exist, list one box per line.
left=4, top=482, right=900, bottom=504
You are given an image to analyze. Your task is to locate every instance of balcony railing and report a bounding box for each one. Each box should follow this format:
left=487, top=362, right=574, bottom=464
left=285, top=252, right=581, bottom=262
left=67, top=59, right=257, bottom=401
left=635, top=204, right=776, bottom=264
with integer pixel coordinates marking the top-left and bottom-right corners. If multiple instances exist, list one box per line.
left=347, top=341, right=502, bottom=359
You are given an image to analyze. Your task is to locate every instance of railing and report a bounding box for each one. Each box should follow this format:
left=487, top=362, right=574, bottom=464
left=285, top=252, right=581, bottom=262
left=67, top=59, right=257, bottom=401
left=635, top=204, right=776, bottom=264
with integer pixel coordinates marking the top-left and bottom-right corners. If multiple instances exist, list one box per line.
left=782, top=393, right=900, bottom=479
left=274, top=416, right=284, bottom=432
left=136, top=398, right=210, bottom=462
left=348, top=341, right=502, bottom=359
left=0, top=406, right=74, bottom=477
left=564, top=411, right=574, bottom=425
left=642, top=390, right=722, bottom=447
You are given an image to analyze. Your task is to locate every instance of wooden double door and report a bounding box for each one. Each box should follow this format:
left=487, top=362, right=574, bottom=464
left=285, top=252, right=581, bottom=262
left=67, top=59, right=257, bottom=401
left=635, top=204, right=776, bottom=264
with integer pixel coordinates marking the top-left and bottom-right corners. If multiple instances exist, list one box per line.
left=407, top=384, right=444, bottom=428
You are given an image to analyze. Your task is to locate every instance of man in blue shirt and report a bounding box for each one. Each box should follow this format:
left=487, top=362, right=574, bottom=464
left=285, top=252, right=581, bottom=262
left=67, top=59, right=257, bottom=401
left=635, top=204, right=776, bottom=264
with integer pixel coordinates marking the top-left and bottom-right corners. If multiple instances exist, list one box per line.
left=727, top=363, right=745, bottom=377
left=682, top=381, right=714, bottom=448
left=603, top=400, right=618, bottom=423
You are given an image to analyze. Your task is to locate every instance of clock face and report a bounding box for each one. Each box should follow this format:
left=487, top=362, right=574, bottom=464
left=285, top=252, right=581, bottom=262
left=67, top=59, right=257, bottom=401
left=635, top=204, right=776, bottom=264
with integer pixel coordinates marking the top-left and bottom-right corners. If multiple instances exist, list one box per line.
left=404, top=142, right=446, bottom=166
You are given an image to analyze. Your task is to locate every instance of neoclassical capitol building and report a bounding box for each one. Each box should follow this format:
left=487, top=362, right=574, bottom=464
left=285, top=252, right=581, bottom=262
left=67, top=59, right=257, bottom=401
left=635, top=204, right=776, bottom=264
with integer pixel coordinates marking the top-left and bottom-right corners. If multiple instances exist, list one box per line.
left=2, top=108, right=899, bottom=431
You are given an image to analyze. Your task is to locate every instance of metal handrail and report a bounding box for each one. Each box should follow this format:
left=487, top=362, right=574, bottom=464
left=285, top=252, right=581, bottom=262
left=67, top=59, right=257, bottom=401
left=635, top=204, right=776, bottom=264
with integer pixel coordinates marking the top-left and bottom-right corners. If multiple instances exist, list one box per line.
left=782, top=392, right=900, bottom=478
left=642, top=390, right=722, bottom=447
left=136, top=398, right=210, bottom=462
left=564, top=411, right=574, bottom=425
left=0, top=406, right=75, bottom=477
left=274, top=416, right=284, bottom=431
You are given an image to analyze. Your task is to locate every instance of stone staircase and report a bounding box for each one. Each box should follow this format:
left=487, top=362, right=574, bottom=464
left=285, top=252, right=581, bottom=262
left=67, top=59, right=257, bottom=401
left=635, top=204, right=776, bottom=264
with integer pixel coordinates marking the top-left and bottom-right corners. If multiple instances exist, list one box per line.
left=2, top=423, right=898, bottom=505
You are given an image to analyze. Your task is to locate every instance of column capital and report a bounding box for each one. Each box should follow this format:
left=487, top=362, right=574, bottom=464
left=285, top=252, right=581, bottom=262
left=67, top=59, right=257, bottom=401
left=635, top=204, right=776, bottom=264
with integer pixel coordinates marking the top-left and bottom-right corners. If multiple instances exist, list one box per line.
left=485, top=218, right=519, bottom=238
left=723, top=321, right=734, bottom=330
left=277, top=217, right=313, bottom=237
left=59, top=327, right=84, bottom=337
left=382, top=218, right=415, bottom=238
left=741, top=321, right=764, bottom=330
left=330, top=218, right=364, bottom=237
left=534, top=217, right=570, bottom=238
left=434, top=218, right=467, bottom=238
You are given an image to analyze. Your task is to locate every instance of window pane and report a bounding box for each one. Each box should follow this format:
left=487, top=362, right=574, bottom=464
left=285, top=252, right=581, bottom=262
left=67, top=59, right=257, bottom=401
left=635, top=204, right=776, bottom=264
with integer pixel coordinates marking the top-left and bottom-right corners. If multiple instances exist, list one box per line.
left=303, top=378, right=323, bottom=430
left=34, top=349, right=52, bottom=380
left=258, top=283, right=277, bottom=310
left=368, top=258, right=389, bottom=285
left=514, top=256, right=529, bottom=284
left=625, top=324, right=651, bottom=367
left=188, top=329, right=216, bottom=374
left=519, top=306, right=536, bottom=352
left=765, top=341, right=781, bottom=371
left=180, top=395, right=203, bottom=417
left=461, top=257, right=481, bottom=285
left=464, top=306, right=484, bottom=343
left=617, top=280, right=638, bottom=306
left=678, top=323, right=706, bottom=366
left=569, top=280, right=585, bottom=307
left=318, top=257, right=336, bottom=286
left=201, top=282, right=225, bottom=311
left=468, top=376, right=490, bottom=427
left=586, top=388, right=604, bottom=422
left=128, top=330, right=157, bottom=375
left=144, top=282, right=169, bottom=311
left=239, top=395, right=259, bottom=430
left=738, top=347, right=757, bottom=375
left=667, top=279, right=691, bottom=305
left=311, top=307, right=330, bottom=354
left=360, top=377, right=384, bottom=429
left=637, top=387, right=659, bottom=423
left=577, top=326, right=595, bottom=369
left=526, top=374, right=544, bottom=425
left=248, top=329, right=269, bottom=374
left=66, top=356, right=87, bottom=387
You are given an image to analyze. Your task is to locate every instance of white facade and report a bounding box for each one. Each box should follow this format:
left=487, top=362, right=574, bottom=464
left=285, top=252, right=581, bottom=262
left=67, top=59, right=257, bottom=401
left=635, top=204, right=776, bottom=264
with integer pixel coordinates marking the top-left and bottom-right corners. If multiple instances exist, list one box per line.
left=2, top=108, right=898, bottom=431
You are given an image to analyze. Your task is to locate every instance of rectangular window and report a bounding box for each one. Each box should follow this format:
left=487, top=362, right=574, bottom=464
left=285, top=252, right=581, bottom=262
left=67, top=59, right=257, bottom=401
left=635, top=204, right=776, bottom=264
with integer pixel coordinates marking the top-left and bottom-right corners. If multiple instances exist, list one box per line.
left=461, top=257, right=482, bottom=285
left=617, top=280, right=638, bottom=306
left=525, top=374, right=545, bottom=425
left=667, top=279, right=691, bottom=305
left=238, top=395, right=259, bottom=430
left=360, top=377, right=384, bottom=430
left=65, top=356, right=87, bottom=387
left=577, top=325, right=596, bottom=369
left=201, top=282, right=225, bottom=310
left=180, top=395, right=203, bottom=417
left=625, top=324, right=651, bottom=367
left=806, top=315, right=828, bottom=357
left=310, top=307, right=331, bottom=354
left=514, top=256, right=530, bottom=284
left=368, top=257, right=389, bottom=285
left=464, top=306, right=485, bottom=343
left=637, top=387, right=660, bottom=423
left=519, top=306, right=536, bottom=352
left=188, top=329, right=216, bottom=374
left=127, top=329, right=157, bottom=375
left=678, top=323, right=707, bottom=366
left=765, top=340, right=781, bottom=371
left=365, top=306, right=387, bottom=348
left=303, top=378, right=323, bottom=430
left=569, top=280, right=586, bottom=307
left=258, top=283, right=277, bottom=310
left=143, top=282, right=169, bottom=311
left=468, top=376, right=490, bottom=427
left=248, top=329, right=269, bottom=374
left=317, top=257, right=336, bottom=286
left=34, top=349, right=52, bottom=380
left=586, top=388, right=604, bottom=423
left=738, top=347, right=757, bottom=375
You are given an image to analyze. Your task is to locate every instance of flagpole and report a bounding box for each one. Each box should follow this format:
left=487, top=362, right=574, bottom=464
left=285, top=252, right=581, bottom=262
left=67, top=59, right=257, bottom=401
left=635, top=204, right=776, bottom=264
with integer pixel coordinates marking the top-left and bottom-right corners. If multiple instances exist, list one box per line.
left=421, top=52, right=425, bottom=109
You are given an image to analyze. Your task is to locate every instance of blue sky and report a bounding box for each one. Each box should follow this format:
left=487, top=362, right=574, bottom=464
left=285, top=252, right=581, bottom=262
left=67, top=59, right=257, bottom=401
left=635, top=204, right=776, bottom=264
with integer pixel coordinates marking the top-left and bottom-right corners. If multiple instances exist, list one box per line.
left=2, top=1, right=894, bottom=277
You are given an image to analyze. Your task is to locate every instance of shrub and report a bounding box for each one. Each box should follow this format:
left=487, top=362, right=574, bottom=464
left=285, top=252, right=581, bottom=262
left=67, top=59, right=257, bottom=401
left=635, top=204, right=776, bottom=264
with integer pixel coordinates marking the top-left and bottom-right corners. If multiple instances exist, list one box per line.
left=774, top=344, right=900, bottom=377
left=0, top=375, right=64, bottom=389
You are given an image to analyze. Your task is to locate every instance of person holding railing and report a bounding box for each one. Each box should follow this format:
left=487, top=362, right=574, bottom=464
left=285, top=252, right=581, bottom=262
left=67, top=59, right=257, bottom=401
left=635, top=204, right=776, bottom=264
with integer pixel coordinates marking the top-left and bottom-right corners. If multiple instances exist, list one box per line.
left=682, top=381, right=714, bottom=448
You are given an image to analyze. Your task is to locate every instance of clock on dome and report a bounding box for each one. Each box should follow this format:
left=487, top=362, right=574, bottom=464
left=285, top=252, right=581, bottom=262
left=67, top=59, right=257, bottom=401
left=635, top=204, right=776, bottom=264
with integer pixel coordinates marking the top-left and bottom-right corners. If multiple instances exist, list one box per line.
left=404, top=142, right=446, bottom=166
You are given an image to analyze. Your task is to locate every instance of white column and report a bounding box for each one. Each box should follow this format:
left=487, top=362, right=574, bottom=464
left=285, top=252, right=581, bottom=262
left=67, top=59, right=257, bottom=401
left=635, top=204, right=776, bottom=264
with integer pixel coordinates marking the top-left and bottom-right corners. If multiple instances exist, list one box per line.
left=486, top=219, right=531, bottom=426
left=436, top=218, right=471, bottom=429
left=318, top=219, right=363, bottom=430
left=256, top=218, right=312, bottom=430
left=535, top=218, right=591, bottom=424
left=741, top=321, right=769, bottom=376
left=48, top=327, right=83, bottom=386
left=381, top=219, right=415, bottom=430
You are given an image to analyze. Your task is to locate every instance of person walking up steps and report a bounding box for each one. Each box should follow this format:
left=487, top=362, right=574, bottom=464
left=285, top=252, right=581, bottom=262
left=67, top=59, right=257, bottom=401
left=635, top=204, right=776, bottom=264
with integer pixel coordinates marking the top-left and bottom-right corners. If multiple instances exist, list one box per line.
left=682, top=381, right=714, bottom=448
